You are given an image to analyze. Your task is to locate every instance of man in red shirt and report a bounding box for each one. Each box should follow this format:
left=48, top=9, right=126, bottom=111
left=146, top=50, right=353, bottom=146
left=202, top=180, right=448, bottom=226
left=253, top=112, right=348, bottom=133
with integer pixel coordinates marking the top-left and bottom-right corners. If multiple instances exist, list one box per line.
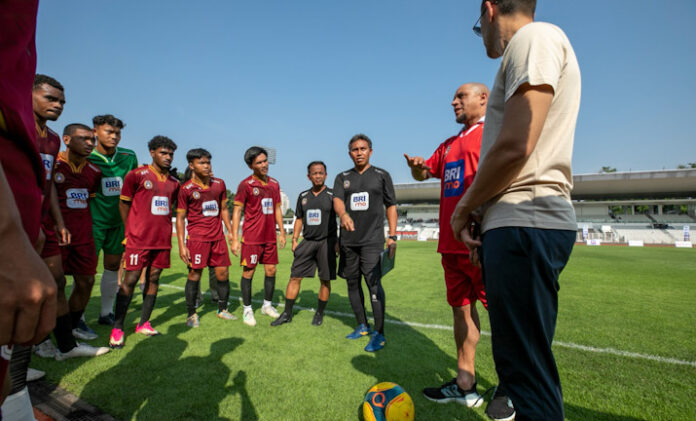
left=231, top=147, right=286, bottom=327
left=110, top=136, right=179, bottom=348
left=176, top=148, right=235, bottom=327
left=405, top=83, right=490, bottom=408
left=53, top=124, right=111, bottom=359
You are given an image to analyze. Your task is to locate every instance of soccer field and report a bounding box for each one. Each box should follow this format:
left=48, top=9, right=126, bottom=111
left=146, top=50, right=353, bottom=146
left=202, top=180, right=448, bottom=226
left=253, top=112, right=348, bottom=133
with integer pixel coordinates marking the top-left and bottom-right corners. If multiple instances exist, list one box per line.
left=32, top=241, right=696, bottom=420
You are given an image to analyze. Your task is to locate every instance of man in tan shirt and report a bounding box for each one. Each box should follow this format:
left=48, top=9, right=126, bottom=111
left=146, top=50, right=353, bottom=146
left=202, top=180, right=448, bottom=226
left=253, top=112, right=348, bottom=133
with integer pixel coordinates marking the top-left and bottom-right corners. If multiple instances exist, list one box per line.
left=452, top=1, right=581, bottom=420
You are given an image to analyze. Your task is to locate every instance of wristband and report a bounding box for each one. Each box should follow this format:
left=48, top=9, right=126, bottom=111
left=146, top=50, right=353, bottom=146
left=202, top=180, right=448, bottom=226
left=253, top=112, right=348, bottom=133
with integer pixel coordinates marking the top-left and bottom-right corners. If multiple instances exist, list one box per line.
left=388, top=235, right=397, bottom=241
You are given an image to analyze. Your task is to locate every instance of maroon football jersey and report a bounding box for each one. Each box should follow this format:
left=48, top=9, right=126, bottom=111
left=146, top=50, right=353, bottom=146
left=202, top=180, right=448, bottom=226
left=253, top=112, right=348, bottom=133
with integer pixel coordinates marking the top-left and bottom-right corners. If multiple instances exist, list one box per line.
left=178, top=177, right=227, bottom=242
left=121, top=165, right=179, bottom=249
left=53, top=152, right=101, bottom=245
left=37, top=125, right=61, bottom=227
left=234, top=175, right=280, bottom=245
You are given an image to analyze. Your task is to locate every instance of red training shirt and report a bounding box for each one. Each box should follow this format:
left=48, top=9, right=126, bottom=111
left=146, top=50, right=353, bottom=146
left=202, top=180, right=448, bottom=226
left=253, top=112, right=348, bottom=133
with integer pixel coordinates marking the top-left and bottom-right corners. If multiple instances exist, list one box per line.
left=177, top=177, right=227, bottom=242
left=234, top=175, right=280, bottom=245
left=120, top=165, right=179, bottom=249
left=53, top=152, right=101, bottom=245
left=424, top=119, right=484, bottom=254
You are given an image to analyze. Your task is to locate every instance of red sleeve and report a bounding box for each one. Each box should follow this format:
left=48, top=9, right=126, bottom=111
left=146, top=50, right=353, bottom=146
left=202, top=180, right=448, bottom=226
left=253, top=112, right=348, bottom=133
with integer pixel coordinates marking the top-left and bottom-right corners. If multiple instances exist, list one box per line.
left=273, top=181, right=281, bottom=204
left=234, top=180, right=247, bottom=206
left=220, top=180, right=227, bottom=203
left=424, top=141, right=446, bottom=179
left=177, top=185, right=188, bottom=211
left=172, top=183, right=180, bottom=209
left=120, top=169, right=138, bottom=201
left=91, top=168, right=101, bottom=196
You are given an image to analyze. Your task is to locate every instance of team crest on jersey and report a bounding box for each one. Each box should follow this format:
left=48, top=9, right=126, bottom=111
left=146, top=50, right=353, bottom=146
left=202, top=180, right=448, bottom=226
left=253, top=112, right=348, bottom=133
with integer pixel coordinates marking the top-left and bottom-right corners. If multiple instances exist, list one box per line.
left=144, top=180, right=153, bottom=190
left=54, top=172, right=65, bottom=183
left=302, top=197, right=307, bottom=206
left=193, top=191, right=201, bottom=199
left=343, top=180, right=350, bottom=189
left=253, top=187, right=260, bottom=196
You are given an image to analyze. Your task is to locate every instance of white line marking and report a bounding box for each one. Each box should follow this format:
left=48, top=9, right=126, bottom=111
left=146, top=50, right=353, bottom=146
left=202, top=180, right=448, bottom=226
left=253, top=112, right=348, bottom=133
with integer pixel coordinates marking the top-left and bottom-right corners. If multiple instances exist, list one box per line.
left=127, top=283, right=696, bottom=368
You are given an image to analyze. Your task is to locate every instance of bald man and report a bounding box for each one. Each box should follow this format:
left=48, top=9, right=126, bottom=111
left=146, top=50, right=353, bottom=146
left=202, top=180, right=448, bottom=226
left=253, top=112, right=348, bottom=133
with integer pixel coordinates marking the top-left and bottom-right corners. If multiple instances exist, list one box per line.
left=405, top=83, right=493, bottom=409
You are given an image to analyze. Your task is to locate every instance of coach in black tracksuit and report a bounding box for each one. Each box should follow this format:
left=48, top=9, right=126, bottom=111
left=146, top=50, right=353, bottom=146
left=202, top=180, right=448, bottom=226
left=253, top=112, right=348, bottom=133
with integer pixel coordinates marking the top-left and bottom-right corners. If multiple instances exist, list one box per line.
left=333, top=133, right=397, bottom=353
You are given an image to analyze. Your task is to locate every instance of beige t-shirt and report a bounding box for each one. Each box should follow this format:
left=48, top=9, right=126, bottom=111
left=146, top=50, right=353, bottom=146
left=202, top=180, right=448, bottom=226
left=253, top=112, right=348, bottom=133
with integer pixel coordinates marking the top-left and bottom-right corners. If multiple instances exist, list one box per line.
left=480, top=22, right=581, bottom=233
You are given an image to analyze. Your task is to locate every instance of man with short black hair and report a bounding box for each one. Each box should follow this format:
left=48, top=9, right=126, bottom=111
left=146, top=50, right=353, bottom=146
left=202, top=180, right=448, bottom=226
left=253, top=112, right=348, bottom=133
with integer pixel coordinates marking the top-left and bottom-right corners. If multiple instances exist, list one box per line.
left=176, top=148, right=236, bottom=327
left=272, top=161, right=337, bottom=327
left=452, top=1, right=581, bottom=419
left=109, top=136, right=179, bottom=348
left=87, top=114, right=137, bottom=327
left=333, top=134, right=397, bottom=352
left=231, top=146, right=286, bottom=327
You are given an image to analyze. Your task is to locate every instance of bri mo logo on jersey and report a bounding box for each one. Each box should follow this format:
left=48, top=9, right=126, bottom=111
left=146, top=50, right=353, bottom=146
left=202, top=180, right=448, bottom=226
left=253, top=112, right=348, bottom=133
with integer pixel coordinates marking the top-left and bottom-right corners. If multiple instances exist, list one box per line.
left=261, top=198, right=273, bottom=215
left=307, top=209, right=321, bottom=225
left=443, top=160, right=465, bottom=198
left=66, top=188, right=89, bottom=209
left=101, top=177, right=123, bottom=196
left=202, top=200, right=219, bottom=217
left=151, top=196, right=170, bottom=215
left=350, top=192, right=369, bottom=211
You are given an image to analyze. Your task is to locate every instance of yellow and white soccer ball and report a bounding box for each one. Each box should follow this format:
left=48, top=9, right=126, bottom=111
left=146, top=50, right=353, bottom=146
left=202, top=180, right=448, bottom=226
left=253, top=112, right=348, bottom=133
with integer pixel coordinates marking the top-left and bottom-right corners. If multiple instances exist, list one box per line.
left=363, top=382, right=415, bottom=421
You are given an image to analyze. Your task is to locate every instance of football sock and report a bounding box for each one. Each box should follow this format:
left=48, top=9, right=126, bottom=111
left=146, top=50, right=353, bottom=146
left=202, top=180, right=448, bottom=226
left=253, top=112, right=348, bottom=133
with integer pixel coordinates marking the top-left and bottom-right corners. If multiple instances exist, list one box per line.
left=241, top=276, right=252, bottom=306
left=317, top=298, right=328, bottom=315
left=263, top=299, right=272, bottom=307
left=346, top=278, right=367, bottom=325
left=209, top=268, right=219, bottom=300
left=284, top=298, right=296, bottom=315
left=185, top=279, right=198, bottom=317
left=243, top=304, right=252, bottom=312
left=113, top=293, right=133, bottom=330
left=140, top=294, right=157, bottom=324
left=99, top=269, right=119, bottom=316
left=217, top=280, right=230, bottom=312
left=368, top=281, right=386, bottom=334
left=8, top=344, right=31, bottom=392
left=54, top=314, right=77, bottom=353
left=70, top=310, right=84, bottom=329
left=263, top=275, right=275, bottom=302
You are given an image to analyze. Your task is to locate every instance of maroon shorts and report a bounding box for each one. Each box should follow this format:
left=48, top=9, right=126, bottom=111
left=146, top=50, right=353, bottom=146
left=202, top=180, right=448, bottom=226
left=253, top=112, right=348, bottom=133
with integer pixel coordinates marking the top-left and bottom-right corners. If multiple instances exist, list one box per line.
left=240, top=242, right=278, bottom=268
left=441, top=253, right=486, bottom=308
left=60, top=242, right=97, bottom=275
left=40, top=223, right=61, bottom=258
left=187, top=239, right=231, bottom=269
left=124, top=247, right=170, bottom=271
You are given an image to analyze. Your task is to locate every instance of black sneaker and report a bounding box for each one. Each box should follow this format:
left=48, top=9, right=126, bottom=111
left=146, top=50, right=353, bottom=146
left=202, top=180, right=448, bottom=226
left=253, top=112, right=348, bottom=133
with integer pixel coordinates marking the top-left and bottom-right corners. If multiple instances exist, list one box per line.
left=98, top=313, right=115, bottom=326
left=311, top=312, right=324, bottom=326
left=270, top=312, right=292, bottom=327
left=485, top=386, right=515, bottom=420
left=423, top=378, right=483, bottom=407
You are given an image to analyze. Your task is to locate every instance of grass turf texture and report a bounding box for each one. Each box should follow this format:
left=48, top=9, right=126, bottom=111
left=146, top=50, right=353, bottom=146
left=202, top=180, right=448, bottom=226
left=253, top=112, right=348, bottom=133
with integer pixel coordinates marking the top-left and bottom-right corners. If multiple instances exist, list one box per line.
left=31, top=241, right=696, bottom=420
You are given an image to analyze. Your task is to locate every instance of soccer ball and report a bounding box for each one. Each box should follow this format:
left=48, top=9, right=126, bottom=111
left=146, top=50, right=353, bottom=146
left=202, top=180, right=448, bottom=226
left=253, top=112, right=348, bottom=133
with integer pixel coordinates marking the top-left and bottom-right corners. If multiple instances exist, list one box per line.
left=362, top=382, right=415, bottom=421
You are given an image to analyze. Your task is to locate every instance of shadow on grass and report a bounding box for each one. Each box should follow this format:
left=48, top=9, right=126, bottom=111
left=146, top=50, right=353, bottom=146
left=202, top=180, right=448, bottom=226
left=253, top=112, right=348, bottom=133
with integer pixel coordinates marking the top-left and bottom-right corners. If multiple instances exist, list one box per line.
left=80, top=322, right=246, bottom=420
left=564, top=403, right=645, bottom=421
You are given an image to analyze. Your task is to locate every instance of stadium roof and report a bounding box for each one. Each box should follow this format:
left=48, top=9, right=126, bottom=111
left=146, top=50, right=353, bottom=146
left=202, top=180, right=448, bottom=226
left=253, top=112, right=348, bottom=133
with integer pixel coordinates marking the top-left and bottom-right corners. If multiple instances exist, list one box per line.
left=395, top=169, right=696, bottom=202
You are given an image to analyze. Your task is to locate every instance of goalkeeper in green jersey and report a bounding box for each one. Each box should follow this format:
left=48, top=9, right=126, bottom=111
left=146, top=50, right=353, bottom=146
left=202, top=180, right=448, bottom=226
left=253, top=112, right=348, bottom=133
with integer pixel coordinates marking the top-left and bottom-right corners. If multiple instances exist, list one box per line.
left=87, top=115, right=138, bottom=326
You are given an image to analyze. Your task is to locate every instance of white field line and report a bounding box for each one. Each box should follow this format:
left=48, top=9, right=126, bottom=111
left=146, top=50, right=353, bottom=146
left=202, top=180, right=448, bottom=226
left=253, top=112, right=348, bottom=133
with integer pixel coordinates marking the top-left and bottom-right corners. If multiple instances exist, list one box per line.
left=140, top=283, right=696, bottom=368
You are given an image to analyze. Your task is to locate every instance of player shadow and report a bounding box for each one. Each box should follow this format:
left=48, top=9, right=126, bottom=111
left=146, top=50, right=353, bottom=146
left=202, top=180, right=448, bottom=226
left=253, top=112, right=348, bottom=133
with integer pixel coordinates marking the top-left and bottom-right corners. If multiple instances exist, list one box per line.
left=79, top=323, right=246, bottom=420
left=228, top=370, right=259, bottom=421
left=344, top=309, right=491, bottom=421
left=564, top=403, right=645, bottom=421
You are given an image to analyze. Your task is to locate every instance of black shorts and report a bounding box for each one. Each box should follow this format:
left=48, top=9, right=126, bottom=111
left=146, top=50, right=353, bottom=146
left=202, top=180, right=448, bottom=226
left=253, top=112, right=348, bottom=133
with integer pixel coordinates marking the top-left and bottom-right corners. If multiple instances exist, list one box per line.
left=338, top=243, right=382, bottom=285
left=290, top=238, right=337, bottom=280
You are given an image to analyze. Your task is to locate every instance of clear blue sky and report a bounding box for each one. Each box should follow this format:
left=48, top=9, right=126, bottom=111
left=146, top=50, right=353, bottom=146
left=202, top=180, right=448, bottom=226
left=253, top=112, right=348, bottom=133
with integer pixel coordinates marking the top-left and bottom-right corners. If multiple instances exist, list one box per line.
left=36, top=1, right=696, bottom=202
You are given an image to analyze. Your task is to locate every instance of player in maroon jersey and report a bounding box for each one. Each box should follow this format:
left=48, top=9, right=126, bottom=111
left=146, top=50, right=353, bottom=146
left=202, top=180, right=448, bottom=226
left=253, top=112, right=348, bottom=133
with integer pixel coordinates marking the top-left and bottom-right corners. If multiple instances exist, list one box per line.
left=176, top=149, right=236, bottom=327
left=231, top=146, right=286, bottom=327
left=110, top=136, right=179, bottom=348
left=53, top=124, right=111, bottom=359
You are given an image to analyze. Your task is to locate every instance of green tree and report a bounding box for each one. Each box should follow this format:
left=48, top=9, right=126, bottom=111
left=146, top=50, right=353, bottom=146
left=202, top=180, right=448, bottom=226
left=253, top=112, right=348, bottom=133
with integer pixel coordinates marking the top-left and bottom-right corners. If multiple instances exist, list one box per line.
left=676, top=162, right=696, bottom=169
left=226, top=190, right=235, bottom=213
left=600, top=166, right=617, bottom=173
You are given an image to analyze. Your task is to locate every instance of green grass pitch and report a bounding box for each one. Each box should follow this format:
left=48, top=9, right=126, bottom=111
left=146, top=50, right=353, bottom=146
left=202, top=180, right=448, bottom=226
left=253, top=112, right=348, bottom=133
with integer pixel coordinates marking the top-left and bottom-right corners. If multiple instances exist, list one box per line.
left=31, top=241, right=696, bottom=420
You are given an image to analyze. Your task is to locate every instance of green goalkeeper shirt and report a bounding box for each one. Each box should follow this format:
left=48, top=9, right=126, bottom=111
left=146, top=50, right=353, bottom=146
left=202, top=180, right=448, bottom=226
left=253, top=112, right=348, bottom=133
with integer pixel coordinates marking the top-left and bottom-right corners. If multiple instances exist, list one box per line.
left=87, top=147, right=139, bottom=228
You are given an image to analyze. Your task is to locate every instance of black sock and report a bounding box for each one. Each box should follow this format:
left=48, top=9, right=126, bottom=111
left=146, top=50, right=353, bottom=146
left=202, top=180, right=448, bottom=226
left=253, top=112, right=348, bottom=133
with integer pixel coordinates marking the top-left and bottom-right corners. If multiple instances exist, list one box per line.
left=54, top=314, right=77, bottom=353
left=347, top=278, right=367, bottom=326
left=317, top=299, right=328, bottom=315
left=114, top=293, right=133, bottom=330
left=368, top=281, right=386, bottom=334
left=8, top=344, right=31, bottom=393
left=217, top=280, right=230, bottom=312
left=263, top=275, right=275, bottom=302
left=185, top=279, right=198, bottom=317
left=140, top=294, right=157, bottom=325
left=70, top=310, right=84, bottom=329
left=285, top=298, right=296, bottom=315
left=241, top=277, right=252, bottom=306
